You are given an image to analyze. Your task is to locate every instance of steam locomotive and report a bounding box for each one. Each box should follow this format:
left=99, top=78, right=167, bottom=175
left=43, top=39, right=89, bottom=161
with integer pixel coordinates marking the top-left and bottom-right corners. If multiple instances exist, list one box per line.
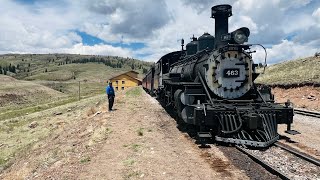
left=142, top=4, right=295, bottom=147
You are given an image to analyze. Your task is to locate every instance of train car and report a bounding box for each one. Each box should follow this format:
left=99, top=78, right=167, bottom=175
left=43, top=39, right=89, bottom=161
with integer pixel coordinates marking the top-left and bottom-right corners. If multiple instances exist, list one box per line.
left=143, top=4, right=297, bottom=147
left=145, top=67, right=155, bottom=94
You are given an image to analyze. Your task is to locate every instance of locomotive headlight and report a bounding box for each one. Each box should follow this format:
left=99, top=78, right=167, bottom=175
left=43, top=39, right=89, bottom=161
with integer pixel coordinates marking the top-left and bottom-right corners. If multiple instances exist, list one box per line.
left=232, top=27, right=250, bottom=44
left=234, top=31, right=247, bottom=44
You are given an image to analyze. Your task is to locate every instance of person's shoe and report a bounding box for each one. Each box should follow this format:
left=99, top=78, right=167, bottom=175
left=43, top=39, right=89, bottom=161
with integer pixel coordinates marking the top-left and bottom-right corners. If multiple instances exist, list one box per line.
left=108, top=109, right=112, bottom=112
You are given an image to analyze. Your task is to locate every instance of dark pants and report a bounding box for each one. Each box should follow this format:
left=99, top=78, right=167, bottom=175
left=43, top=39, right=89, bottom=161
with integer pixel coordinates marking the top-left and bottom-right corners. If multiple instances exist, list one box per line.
left=108, top=95, right=115, bottom=110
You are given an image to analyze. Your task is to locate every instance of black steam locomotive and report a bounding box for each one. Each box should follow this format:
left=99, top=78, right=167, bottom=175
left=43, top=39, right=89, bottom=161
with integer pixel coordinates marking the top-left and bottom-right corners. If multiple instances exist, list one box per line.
left=142, top=4, right=295, bottom=147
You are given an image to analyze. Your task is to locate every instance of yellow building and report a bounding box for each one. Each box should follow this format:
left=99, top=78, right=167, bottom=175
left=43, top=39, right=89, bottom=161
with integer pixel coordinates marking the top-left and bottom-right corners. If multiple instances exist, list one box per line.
left=108, top=71, right=142, bottom=91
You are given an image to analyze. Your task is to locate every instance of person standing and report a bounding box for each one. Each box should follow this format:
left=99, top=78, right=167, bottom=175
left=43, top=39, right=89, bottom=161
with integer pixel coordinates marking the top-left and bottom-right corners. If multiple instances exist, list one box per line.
left=106, top=82, right=115, bottom=111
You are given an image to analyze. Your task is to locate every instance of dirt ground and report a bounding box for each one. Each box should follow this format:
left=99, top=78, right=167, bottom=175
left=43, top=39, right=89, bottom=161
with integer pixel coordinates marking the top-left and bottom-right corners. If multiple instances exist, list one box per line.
left=274, top=86, right=320, bottom=160
left=272, top=86, right=320, bottom=111
left=0, top=87, right=248, bottom=180
left=1, top=86, right=319, bottom=179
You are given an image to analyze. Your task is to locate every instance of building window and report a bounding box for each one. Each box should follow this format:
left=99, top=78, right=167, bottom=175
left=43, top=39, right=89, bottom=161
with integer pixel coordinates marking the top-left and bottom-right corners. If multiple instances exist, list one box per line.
left=122, top=87, right=124, bottom=90
left=122, top=80, right=125, bottom=84
left=116, top=87, right=118, bottom=90
left=116, top=80, right=118, bottom=84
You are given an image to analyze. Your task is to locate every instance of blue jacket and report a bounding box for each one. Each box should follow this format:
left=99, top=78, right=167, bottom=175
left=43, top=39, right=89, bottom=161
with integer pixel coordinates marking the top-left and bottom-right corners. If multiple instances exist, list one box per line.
left=106, top=85, right=115, bottom=96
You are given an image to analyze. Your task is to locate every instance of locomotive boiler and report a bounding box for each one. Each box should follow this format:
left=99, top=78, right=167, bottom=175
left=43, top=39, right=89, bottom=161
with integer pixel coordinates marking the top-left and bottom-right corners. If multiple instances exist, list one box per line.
left=143, top=4, right=296, bottom=147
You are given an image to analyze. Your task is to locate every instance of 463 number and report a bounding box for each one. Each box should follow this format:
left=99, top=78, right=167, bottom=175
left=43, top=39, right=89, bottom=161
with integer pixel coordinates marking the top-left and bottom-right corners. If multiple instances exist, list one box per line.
left=223, top=68, right=240, bottom=77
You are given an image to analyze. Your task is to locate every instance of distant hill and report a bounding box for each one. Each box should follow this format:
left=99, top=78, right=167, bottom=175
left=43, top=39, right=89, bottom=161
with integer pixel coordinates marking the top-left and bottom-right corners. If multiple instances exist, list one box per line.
left=256, top=56, right=320, bottom=86
left=0, top=54, right=153, bottom=120
left=0, top=75, right=66, bottom=107
left=0, top=54, right=152, bottom=95
left=0, top=54, right=152, bottom=80
left=0, top=75, right=70, bottom=120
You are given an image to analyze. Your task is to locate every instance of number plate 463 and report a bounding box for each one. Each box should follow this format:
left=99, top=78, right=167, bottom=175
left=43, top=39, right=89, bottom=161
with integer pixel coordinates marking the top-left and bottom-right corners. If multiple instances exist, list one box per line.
left=223, top=68, right=240, bottom=77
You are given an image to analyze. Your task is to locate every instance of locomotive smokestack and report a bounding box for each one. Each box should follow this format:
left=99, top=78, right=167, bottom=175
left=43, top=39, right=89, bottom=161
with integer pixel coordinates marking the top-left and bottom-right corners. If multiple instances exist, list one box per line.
left=211, top=4, right=232, bottom=49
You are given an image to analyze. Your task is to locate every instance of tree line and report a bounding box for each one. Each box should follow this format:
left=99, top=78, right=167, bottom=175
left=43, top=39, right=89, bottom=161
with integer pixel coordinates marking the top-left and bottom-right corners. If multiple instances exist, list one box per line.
left=68, top=56, right=150, bottom=70
left=0, top=54, right=152, bottom=76
left=0, top=64, right=17, bottom=75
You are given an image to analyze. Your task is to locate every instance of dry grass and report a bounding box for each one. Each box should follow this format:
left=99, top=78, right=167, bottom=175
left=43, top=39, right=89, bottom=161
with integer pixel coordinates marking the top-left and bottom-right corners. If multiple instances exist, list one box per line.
left=256, top=56, right=320, bottom=85
left=86, top=107, right=97, bottom=117
left=0, top=75, right=67, bottom=115
left=0, top=94, right=106, bottom=171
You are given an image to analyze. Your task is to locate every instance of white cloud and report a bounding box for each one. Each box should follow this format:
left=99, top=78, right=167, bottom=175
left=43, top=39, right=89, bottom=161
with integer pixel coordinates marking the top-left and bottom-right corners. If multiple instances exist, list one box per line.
left=0, top=43, right=133, bottom=58
left=62, top=43, right=133, bottom=57
left=275, top=0, right=312, bottom=10
left=230, top=15, right=258, bottom=34
left=0, top=0, right=319, bottom=64
left=253, top=40, right=317, bottom=65
left=312, top=7, right=320, bottom=23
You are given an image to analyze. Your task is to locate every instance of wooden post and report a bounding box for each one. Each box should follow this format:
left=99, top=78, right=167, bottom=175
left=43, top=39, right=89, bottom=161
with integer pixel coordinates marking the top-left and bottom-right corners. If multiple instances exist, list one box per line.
left=78, top=81, right=80, bottom=101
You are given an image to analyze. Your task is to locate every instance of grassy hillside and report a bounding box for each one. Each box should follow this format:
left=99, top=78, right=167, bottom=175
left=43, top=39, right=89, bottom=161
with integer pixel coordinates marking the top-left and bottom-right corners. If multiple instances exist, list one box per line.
left=256, top=56, right=320, bottom=85
left=0, top=75, right=72, bottom=120
left=0, top=54, right=151, bottom=79
left=0, top=54, right=153, bottom=120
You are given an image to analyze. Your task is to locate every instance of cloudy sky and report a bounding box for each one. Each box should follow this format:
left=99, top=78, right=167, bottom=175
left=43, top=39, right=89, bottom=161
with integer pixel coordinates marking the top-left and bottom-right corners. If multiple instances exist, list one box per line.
left=0, top=0, right=319, bottom=64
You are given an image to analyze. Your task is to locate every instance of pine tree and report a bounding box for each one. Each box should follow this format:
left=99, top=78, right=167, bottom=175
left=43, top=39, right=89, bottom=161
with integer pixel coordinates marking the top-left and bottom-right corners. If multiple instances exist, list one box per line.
left=143, top=68, right=148, bottom=74
left=11, top=66, right=16, bottom=73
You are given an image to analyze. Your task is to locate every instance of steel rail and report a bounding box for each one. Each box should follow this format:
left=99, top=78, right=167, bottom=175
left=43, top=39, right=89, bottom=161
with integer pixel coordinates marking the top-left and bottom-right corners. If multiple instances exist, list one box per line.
left=274, top=142, right=320, bottom=167
left=294, top=109, right=320, bottom=118
left=235, top=146, right=290, bottom=180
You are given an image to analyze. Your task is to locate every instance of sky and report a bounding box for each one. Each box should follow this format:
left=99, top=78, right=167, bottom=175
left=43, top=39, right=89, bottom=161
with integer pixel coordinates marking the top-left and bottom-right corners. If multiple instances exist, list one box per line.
left=0, top=0, right=319, bottom=64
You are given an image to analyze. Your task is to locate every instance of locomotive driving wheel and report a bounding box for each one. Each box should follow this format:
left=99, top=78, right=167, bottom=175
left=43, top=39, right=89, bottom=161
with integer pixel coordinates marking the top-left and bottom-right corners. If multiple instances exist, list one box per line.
left=174, top=89, right=184, bottom=119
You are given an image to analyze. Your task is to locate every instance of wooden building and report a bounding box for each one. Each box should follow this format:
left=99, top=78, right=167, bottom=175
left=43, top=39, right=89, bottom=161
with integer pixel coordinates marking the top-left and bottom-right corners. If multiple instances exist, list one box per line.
left=108, top=71, right=142, bottom=91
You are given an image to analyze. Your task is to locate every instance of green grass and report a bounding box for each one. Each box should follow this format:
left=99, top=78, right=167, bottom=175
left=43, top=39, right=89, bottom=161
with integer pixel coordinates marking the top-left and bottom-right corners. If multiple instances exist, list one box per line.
left=125, top=87, right=143, bottom=97
left=256, top=56, right=320, bottom=85
left=130, top=144, right=141, bottom=152
left=124, top=170, right=142, bottom=179
left=80, top=156, right=91, bottom=163
left=137, top=128, right=144, bottom=136
left=0, top=97, right=77, bottom=121
left=123, top=143, right=142, bottom=152
left=123, top=158, right=135, bottom=166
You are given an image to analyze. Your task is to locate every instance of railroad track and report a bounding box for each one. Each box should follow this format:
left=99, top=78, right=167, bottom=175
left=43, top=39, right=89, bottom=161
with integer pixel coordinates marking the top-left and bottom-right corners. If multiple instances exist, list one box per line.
left=236, top=142, right=320, bottom=180
left=274, top=142, right=320, bottom=166
left=236, top=145, right=290, bottom=180
left=294, top=109, right=320, bottom=118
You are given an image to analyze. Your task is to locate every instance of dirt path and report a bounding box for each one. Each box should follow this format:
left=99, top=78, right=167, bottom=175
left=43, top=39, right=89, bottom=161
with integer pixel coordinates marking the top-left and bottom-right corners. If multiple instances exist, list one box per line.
left=1, top=87, right=248, bottom=179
